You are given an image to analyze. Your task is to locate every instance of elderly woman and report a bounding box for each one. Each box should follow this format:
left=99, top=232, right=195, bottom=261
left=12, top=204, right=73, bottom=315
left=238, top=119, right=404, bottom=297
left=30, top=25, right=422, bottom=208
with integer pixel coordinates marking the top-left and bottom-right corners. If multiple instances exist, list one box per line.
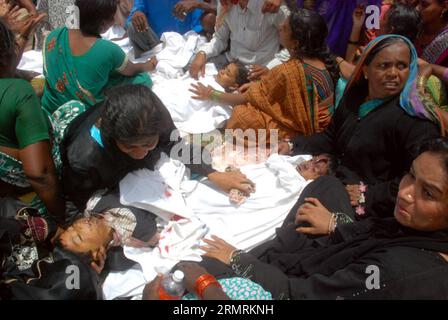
left=196, top=137, right=448, bottom=299
left=41, top=0, right=156, bottom=114
left=280, top=35, right=442, bottom=223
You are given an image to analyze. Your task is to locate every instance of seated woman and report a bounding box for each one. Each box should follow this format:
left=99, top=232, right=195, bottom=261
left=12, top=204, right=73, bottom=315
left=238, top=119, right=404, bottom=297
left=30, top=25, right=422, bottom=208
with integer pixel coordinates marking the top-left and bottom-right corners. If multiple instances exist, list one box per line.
left=197, top=137, right=448, bottom=299
left=0, top=20, right=65, bottom=221
left=153, top=61, right=249, bottom=134
left=190, top=9, right=338, bottom=142
left=61, top=84, right=255, bottom=213
left=280, top=35, right=442, bottom=222
left=41, top=0, right=156, bottom=114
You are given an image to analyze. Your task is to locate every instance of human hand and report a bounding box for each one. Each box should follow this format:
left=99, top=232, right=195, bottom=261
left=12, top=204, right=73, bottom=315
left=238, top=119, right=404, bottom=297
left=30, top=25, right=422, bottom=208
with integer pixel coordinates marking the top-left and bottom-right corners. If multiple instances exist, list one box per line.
left=200, top=235, right=237, bottom=265
left=90, top=245, right=107, bottom=274
left=3, top=5, right=21, bottom=30
left=132, top=11, right=148, bottom=32
left=248, top=64, right=269, bottom=81
left=276, top=141, right=292, bottom=155
left=295, top=197, right=332, bottom=235
left=189, top=82, right=214, bottom=100
left=237, top=82, right=251, bottom=93
left=175, top=261, right=209, bottom=293
left=20, top=12, right=46, bottom=39
left=173, top=0, right=198, bottom=19
left=143, top=56, right=158, bottom=72
left=417, top=58, right=433, bottom=80
left=5, top=8, right=46, bottom=39
left=261, top=0, right=281, bottom=14
left=352, top=4, right=366, bottom=28
left=296, top=160, right=320, bottom=181
left=189, top=52, right=207, bottom=79
left=208, top=170, right=256, bottom=196
left=142, top=275, right=163, bottom=300
left=346, top=184, right=361, bottom=206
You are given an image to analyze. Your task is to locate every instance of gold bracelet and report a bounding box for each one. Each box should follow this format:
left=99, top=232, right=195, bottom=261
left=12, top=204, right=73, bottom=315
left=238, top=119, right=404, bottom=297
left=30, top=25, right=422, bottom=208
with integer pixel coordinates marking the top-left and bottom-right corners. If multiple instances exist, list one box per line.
left=417, top=76, right=427, bottom=89
left=210, top=90, right=222, bottom=101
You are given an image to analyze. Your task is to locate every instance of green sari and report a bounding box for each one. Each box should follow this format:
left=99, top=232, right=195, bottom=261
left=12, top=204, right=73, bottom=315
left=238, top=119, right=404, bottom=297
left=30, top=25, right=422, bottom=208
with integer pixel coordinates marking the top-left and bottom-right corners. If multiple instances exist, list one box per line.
left=0, top=100, right=86, bottom=215
left=41, top=27, right=152, bottom=114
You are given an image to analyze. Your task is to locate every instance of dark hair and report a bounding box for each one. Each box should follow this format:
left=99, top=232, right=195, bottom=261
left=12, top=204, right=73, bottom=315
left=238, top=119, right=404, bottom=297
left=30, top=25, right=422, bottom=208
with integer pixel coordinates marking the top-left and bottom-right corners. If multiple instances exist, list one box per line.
left=343, top=36, right=411, bottom=108
left=289, top=9, right=339, bottom=84
left=75, top=0, right=118, bottom=37
left=0, top=19, right=15, bottom=69
left=229, top=61, right=250, bottom=87
left=101, top=85, right=163, bottom=143
left=418, top=137, right=448, bottom=176
left=364, top=36, right=409, bottom=66
left=384, top=4, right=421, bottom=42
left=322, top=153, right=338, bottom=176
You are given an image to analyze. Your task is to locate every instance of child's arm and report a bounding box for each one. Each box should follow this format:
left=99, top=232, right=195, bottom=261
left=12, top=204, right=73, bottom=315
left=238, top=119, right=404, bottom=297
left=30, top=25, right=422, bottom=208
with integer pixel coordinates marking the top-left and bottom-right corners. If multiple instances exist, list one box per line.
left=189, top=82, right=248, bottom=106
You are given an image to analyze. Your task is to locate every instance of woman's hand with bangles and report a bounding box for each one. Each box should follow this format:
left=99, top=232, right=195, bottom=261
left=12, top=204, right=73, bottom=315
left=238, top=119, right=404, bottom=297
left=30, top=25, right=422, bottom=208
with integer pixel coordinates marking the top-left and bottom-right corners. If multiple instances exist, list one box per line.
left=199, top=235, right=237, bottom=265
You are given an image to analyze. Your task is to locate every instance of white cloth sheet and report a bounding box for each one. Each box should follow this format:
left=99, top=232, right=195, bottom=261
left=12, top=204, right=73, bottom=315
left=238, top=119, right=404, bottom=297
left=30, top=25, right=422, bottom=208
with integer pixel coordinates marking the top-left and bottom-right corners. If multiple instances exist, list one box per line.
left=152, top=66, right=232, bottom=134
left=103, top=153, right=312, bottom=300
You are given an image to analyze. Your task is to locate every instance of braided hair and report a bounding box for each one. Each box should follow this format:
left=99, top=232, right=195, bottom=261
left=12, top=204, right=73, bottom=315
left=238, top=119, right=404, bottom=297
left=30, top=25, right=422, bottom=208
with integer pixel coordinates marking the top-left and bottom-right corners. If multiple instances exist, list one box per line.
left=0, top=19, right=16, bottom=71
left=289, top=9, right=339, bottom=84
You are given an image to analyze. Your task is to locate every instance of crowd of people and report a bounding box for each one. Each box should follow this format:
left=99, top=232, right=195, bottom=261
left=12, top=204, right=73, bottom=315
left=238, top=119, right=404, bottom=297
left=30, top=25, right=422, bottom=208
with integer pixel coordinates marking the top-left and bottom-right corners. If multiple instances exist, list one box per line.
left=1, top=0, right=448, bottom=300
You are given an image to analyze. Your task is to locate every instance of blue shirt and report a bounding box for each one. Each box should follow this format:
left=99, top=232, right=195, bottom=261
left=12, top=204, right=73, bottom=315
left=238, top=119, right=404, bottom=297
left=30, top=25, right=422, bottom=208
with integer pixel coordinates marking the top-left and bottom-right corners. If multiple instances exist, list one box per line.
left=127, top=0, right=203, bottom=37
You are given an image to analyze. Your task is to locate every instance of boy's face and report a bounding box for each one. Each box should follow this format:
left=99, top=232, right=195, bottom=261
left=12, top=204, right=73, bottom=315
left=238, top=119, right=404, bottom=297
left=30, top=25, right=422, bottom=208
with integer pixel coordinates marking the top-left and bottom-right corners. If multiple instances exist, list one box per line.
left=59, top=216, right=112, bottom=254
left=297, top=155, right=331, bottom=180
left=215, top=63, right=240, bottom=90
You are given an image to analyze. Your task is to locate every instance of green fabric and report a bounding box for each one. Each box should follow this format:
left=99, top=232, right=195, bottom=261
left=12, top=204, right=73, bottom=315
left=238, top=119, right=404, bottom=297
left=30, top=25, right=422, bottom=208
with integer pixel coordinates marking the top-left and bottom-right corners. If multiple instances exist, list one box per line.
left=304, top=72, right=316, bottom=132
left=335, top=77, right=348, bottom=109
left=0, top=100, right=86, bottom=215
left=358, top=98, right=386, bottom=119
left=41, top=27, right=152, bottom=114
left=0, top=79, right=50, bottom=149
left=426, top=75, right=448, bottom=110
left=335, top=77, right=386, bottom=118
left=182, top=277, right=272, bottom=300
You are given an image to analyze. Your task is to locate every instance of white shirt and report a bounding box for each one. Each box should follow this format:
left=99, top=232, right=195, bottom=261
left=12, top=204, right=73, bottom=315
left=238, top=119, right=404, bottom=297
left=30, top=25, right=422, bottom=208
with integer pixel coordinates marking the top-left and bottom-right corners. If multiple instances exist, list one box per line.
left=200, top=1, right=289, bottom=66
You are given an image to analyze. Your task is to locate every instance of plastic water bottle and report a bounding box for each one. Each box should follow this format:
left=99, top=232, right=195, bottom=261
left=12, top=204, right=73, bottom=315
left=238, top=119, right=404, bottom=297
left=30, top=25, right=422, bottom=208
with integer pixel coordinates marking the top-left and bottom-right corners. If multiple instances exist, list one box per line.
left=158, top=270, right=185, bottom=300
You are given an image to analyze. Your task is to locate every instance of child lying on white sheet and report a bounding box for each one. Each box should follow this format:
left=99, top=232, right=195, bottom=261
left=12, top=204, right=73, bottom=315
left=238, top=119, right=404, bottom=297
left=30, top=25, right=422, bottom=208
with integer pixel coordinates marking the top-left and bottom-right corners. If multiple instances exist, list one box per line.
left=151, top=61, right=249, bottom=135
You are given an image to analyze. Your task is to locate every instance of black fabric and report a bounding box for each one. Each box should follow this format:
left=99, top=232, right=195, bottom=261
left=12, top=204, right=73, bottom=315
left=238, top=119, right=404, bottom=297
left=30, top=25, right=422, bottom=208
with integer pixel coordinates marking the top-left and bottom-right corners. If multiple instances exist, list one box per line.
left=280, top=175, right=355, bottom=228
left=203, top=218, right=448, bottom=300
left=0, top=198, right=101, bottom=300
left=61, top=101, right=215, bottom=210
left=292, top=96, right=440, bottom=218
left=201, top=178, right=448, bottom=299
left=1, top=247, right=102, bottom=300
